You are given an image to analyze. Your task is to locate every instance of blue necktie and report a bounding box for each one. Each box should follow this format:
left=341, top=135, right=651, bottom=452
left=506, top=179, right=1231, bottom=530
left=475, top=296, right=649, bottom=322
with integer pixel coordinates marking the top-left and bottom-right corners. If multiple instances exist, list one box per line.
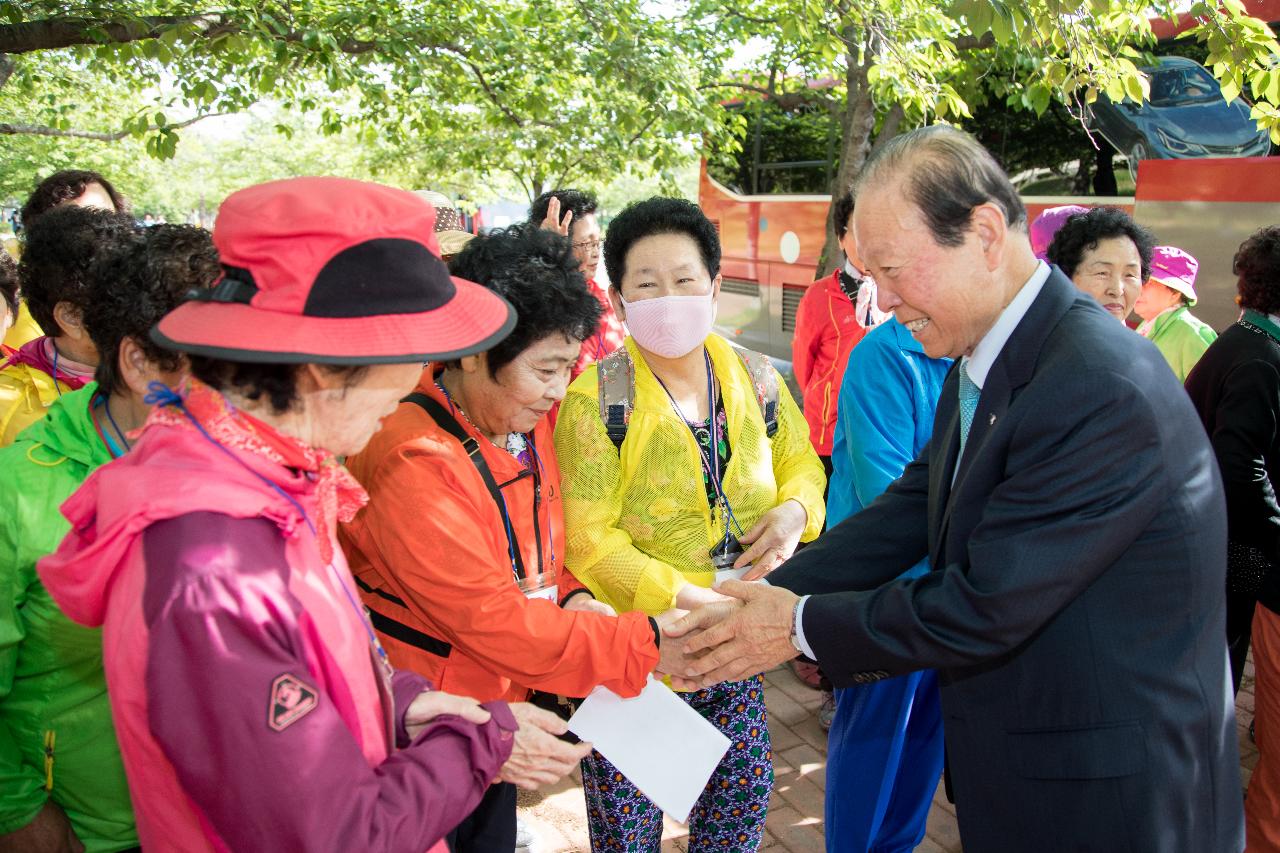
left=958, top=358, right=980, bottom=456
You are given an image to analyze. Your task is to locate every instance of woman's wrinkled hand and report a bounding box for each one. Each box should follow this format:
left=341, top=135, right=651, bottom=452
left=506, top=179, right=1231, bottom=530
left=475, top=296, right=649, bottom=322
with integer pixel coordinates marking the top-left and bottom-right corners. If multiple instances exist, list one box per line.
left=736, top=499, right=808, bottom=579
left=404, top=689, right=492, bottom=740
left=500, top=703, right=594, bottom=790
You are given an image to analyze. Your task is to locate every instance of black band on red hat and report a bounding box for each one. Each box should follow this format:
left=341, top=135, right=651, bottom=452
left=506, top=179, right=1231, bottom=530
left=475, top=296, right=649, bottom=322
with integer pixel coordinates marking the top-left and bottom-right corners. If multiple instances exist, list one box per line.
left=188, top=265, right=258, bottom=305
left=304, top=238, right=456, bottom=318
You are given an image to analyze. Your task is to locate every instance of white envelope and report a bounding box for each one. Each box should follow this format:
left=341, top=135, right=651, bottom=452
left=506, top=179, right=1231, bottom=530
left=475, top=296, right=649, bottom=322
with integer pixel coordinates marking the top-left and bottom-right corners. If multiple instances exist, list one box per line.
left=567, top=676, right=731, bottom=824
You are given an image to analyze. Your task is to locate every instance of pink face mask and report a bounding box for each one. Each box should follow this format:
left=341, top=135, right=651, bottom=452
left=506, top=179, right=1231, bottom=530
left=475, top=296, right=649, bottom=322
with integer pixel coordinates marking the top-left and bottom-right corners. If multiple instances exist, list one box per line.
left=620, top=290, right=716, bottom=358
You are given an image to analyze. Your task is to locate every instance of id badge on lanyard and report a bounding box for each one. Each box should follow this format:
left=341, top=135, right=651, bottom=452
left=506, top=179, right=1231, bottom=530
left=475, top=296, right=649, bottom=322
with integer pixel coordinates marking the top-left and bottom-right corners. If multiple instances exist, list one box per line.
left=519, top=570, right=558, bottom=602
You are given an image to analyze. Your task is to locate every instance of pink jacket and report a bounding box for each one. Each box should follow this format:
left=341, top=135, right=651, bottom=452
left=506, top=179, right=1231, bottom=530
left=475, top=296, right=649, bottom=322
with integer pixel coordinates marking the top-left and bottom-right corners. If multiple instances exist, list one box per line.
left=38, top=395, right=513, bottom=852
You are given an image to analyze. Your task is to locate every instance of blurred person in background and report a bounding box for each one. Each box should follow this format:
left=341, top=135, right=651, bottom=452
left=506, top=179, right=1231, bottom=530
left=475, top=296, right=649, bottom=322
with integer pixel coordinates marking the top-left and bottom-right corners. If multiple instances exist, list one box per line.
left=37, top=178, right=584, bottom=853
left=1046, top=206, right=1155, bottom=324
left=4, top=171, right=131, bottom=352
left=0, top=208, right=138, bottom=445
left=0, top=253, right=16, bottom=338
left=0, top=223, right=217, bottom=853
left=1183, top=225, right=1280, bottom=849
left=1028, top=204, right=1088, bottom=261
left=533, top=189, right=626, bottom=379
left=821, top=304, right=952, bottom=852
left=1135, top=246, right=1216, bottom=381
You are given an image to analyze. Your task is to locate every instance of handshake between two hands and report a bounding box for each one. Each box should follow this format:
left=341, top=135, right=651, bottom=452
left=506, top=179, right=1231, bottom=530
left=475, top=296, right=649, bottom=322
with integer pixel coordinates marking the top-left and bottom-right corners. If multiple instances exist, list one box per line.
left=653, top=579, right=803, bottom=691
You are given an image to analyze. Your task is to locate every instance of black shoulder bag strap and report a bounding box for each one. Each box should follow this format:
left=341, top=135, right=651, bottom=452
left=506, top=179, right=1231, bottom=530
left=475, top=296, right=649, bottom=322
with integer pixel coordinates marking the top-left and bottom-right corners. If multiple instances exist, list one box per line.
left=402, top=392, right=527, bottom=580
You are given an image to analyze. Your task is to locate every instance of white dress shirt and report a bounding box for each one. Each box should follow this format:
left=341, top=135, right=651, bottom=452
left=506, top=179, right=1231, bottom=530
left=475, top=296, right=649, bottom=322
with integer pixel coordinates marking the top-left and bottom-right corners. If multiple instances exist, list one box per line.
left=790, top=261, right=1051, bottom=662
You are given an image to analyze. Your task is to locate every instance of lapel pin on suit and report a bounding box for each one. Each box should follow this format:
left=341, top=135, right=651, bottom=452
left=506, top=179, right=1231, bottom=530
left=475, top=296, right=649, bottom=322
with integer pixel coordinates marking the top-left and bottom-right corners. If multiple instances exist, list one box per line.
left=989, top=414, right=997, bottom=425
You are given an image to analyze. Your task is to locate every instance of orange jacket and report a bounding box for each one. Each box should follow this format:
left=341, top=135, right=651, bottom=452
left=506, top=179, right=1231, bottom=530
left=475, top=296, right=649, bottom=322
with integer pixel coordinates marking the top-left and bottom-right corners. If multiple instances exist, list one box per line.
left=340, top=371, right=658, bottom=704
left=791, top=270, right=874, bottom=456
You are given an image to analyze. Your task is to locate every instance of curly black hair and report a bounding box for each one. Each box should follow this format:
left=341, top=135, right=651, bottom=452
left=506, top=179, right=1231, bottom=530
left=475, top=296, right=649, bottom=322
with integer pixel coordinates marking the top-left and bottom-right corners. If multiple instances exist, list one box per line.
left=1045, top=206, right=1156, bottom=281
left=529, top=188, right=598, bottom=240
left=18, top=206, right=140, bottom=337
left=832, top=187, right=856, bottom=240
left=20, top=170, right=128, bottom=226
left=85, top=225, right=221, bottom=396
left=0, top=251, right=17, bottom=323
left=448, top=224, right=601, bottom=376
left=602, top=197, right=721, bottom=289
left=1235, top=225, right=1280, bottom=316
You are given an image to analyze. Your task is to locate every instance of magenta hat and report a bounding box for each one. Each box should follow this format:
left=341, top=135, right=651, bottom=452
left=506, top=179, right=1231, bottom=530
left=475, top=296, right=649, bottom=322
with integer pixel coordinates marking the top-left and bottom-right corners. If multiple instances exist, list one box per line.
left=1150, top=245, right=1200, bottom=305
left=1030, top=205, right=1090, bottom=260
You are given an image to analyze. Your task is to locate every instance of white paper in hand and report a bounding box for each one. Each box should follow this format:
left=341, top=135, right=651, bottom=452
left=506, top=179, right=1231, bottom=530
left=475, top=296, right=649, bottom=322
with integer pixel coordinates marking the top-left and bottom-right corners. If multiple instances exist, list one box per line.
left=567, top=676, right=730, bottom=824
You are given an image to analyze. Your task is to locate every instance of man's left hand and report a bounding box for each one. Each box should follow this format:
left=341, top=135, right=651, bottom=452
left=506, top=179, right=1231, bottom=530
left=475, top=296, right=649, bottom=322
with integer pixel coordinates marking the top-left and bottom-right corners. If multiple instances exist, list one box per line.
left=737, top=499, right=807, bottom=580
left=663, top=580, right=800, bottom=689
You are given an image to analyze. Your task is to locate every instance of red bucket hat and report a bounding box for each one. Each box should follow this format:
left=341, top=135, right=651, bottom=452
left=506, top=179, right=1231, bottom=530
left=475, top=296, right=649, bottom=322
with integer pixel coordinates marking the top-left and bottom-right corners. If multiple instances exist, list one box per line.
left=152, top=177, right=515, bottom=364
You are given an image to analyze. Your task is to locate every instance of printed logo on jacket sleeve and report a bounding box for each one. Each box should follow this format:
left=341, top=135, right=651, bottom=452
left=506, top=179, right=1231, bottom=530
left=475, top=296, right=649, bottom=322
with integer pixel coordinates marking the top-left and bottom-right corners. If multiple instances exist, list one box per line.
left=268, top=674, right=319, bottom=731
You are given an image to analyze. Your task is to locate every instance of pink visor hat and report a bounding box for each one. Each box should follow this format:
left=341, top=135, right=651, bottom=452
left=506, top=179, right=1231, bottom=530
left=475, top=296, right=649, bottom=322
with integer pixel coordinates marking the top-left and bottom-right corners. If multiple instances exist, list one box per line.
left=1149, top=245, right=1199, bottom=305
left=153, top=177, right=515, bottom=364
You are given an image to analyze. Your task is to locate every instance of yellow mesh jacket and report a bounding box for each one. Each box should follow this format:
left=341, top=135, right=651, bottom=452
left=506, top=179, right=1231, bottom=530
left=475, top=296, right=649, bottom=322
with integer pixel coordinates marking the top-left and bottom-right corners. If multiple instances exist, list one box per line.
left=554, top=333, right=826, bottom=616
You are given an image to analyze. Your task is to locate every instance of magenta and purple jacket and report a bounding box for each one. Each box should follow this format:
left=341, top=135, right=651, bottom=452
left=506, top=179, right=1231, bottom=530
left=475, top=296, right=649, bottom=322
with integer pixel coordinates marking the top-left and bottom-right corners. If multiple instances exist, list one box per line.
left=37, top=383, right=513, bottom=852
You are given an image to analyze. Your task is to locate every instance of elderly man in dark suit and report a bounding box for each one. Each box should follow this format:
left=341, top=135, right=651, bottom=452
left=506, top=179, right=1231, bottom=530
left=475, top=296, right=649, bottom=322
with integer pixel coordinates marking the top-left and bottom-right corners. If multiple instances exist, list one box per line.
left=666, top=125, right=1243, bottom=852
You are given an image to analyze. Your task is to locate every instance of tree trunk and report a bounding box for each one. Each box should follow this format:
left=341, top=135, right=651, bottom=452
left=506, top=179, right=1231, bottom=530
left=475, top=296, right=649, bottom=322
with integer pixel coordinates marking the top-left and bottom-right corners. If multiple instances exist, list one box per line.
left=817, top=31, right=878, bottom=277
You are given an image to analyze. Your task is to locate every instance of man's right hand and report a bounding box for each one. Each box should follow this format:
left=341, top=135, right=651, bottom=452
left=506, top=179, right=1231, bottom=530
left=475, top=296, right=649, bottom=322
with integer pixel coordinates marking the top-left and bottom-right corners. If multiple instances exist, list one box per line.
left=0, top=801, right=85, bottom=853
left=500, top=703, right=593, bottom=790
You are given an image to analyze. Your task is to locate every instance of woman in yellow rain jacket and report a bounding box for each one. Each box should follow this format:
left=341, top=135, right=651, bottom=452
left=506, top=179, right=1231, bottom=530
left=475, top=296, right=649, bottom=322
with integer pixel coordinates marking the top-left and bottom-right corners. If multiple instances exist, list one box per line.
left=555, top=197, right=826, bottom=852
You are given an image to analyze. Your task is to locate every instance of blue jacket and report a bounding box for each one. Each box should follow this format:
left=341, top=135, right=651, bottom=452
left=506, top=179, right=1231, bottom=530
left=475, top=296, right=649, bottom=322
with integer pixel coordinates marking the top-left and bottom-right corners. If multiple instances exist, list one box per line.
left=828, top=318, right=951, bottom=537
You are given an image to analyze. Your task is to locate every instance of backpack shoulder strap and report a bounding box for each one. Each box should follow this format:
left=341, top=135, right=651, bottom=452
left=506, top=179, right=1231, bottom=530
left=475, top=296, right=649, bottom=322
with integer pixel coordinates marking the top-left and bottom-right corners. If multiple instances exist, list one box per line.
left=402, top=392, right=527, bottom=578
left=596, top=347, right=636, bottom=451
left=734, top=347, right=779, bottom=437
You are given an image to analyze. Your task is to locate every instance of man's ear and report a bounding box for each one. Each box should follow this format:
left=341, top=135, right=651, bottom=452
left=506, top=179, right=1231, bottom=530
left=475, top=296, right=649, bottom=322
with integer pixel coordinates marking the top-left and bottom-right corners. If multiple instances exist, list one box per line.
left=52, top=300, right=88, bottom=342
left=970, top=203, right=1007, bottom=272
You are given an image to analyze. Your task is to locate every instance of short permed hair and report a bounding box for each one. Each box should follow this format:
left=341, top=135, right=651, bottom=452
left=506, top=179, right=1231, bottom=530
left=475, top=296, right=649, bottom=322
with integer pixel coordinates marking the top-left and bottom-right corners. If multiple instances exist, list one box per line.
left=0, top=252, right=17, bottom=322
left=529, top=189, right=598, bottom=240
left=855, top=125, right=1027, bottom=247
left=448, top=224, right=601, bottom=376
left=21, top=169, right=128, bottom=226
left=18, top=206, right=140, bottom=336
left=1235, top=225, right=1280, bottom=316
left=85, top=224, right=220, bottom=395
left=1045, top=207, right=1156, bottom=281
left=602, top=197, right=721, bottom=288
left=832, top=188, right=856, bottom=240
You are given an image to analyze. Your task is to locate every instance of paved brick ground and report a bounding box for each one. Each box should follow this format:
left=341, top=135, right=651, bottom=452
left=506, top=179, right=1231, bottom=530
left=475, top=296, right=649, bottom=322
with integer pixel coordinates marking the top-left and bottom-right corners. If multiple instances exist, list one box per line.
left=519, top=660, right=1260, bottom=852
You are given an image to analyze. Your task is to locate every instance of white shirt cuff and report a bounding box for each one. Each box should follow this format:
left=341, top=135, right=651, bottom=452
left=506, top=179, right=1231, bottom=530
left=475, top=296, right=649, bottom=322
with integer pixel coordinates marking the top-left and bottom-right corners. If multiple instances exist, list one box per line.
left=793, top=595, right=818, bottom=661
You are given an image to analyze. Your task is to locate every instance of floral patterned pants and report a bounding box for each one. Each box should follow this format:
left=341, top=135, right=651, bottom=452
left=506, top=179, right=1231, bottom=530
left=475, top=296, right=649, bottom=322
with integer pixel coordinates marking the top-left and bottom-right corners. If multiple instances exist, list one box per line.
left=579, top=675, right=773, bottom=851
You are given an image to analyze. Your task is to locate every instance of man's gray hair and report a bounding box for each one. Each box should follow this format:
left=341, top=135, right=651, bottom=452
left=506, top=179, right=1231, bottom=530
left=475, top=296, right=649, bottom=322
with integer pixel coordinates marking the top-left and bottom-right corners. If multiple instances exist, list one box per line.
left=855, top=125, right=1027, bottom=248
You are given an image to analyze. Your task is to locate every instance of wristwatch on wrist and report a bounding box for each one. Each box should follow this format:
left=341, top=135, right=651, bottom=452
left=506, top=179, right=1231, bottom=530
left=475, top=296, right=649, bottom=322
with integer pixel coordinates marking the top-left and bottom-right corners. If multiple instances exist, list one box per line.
left=789, top=599, right=805, bottom=654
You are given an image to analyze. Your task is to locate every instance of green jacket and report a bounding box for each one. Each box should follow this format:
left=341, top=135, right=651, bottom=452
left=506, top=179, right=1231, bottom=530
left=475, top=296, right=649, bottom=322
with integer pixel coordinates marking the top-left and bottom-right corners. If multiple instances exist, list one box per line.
left=1141, top=305, right=1218, bottom=382
left=0, top=384, right=137, bottom=851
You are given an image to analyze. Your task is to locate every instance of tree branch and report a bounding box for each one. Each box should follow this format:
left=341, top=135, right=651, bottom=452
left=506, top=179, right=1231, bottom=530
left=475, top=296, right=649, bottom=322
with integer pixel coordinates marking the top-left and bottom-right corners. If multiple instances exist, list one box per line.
left=0, top=111, right=224, bottom=141
left=0, top=13, right=377, bottom=56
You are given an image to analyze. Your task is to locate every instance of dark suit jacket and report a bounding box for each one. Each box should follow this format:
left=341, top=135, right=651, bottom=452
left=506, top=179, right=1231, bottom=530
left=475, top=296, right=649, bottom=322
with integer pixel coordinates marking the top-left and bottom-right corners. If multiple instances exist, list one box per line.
left=771, top=269, right=1243, bottom=852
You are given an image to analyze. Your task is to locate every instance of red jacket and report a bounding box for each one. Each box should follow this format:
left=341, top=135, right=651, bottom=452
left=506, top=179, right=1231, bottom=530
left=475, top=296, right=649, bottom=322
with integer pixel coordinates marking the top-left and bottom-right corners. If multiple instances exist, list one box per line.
left=791, top=270, right=879, bottom=455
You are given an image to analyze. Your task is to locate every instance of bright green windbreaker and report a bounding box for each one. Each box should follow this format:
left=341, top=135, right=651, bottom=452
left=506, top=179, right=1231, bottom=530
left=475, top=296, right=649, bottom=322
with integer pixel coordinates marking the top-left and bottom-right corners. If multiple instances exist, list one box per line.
left=1140, top=305, right=1219, bottom=382
left=0, top=383, right=137, bottom=851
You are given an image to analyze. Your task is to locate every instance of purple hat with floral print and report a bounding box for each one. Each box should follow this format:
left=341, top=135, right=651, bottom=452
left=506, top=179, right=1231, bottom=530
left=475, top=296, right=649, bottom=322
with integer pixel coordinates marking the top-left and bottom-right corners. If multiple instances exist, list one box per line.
left=1150, top=245, right=1199, bottom=305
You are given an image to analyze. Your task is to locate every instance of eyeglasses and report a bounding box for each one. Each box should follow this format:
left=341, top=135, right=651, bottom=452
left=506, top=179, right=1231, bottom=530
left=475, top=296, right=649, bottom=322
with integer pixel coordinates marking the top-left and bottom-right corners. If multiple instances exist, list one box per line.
left=572, top=238, right=602, bottom=252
